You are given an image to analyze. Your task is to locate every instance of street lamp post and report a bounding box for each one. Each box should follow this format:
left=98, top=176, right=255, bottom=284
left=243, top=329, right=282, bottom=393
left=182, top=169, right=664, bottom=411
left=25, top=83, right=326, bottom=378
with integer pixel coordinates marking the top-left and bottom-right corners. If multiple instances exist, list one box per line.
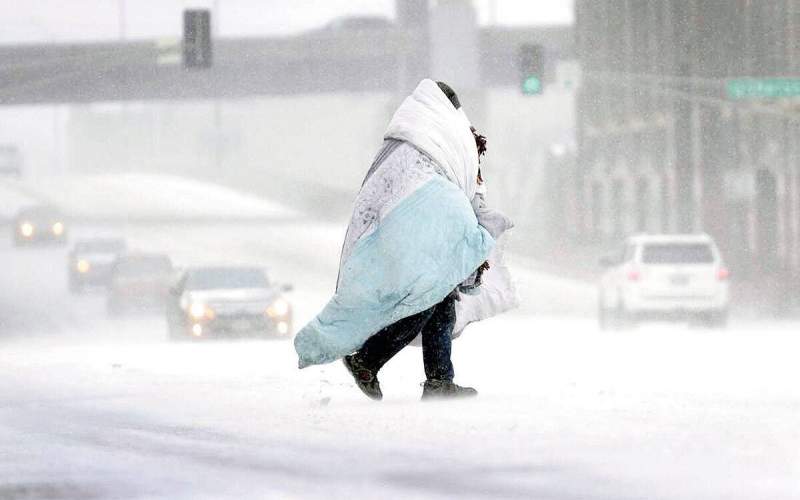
left=118, top=0, right=126, bottom=40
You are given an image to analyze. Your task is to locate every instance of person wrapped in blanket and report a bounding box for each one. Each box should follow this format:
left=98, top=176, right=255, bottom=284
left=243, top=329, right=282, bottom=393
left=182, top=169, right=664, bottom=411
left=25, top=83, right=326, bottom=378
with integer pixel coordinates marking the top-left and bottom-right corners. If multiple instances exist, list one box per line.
left=293, top=80, right=516, bottom=400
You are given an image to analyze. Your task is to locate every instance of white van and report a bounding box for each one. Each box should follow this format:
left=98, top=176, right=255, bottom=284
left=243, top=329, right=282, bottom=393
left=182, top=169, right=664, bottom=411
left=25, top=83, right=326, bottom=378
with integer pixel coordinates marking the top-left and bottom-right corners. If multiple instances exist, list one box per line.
left=598, top=234, right=730, bottom=329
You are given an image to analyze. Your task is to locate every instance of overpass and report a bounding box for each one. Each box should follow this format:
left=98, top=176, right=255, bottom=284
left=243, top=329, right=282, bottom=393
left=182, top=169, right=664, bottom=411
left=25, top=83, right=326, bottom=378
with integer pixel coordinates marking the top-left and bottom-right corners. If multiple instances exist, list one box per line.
left=0, top=26, right=572, bottom=105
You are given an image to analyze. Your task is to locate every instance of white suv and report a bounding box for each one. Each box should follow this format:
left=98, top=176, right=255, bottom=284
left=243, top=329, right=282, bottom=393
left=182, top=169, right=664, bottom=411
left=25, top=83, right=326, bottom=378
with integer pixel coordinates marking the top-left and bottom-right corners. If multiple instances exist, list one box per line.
left=598, top=234, right=730, bottom=329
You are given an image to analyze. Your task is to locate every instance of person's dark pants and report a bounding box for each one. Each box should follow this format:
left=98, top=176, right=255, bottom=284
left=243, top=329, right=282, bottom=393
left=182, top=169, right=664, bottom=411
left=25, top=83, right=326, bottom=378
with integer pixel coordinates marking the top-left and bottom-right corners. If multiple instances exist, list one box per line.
left=354, top=294, right=456, bottom=381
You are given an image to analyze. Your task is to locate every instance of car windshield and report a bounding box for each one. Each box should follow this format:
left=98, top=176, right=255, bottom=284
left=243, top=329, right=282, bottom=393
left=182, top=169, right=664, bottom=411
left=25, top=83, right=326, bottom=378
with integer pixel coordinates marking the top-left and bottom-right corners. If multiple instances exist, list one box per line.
left=76, top=240, right=126, bottom=253
left=642, top=243, right=714, bottom=264
left=185, top=268, right=269, bottom=290
left=116, top=256, right=172, bottom=276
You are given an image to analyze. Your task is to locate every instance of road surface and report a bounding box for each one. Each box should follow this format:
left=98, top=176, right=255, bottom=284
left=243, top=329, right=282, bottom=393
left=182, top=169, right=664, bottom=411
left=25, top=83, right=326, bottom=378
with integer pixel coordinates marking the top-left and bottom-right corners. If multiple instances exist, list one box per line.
left=0, top=211, right=798, bottom=499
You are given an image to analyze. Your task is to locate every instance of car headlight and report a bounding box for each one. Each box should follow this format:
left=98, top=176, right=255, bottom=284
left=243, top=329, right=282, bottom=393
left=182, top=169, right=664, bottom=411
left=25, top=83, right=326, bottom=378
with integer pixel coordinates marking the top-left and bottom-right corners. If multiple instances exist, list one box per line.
left=267, top=298, right=290, bottom=318
left=52, top=222, right=64, bottom=235
left=189, top=302, right=214, bottom=320
left=76, top=260, right=90, bottom=273
left=19, top=222, right=34, bottom=237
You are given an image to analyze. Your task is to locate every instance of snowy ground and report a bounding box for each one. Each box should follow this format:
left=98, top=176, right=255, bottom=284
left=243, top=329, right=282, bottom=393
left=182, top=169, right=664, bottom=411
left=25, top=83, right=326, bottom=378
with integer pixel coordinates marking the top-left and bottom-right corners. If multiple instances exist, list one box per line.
left=1, top=177, right=799, bottom=499
left=9, top=173, right=299, bottom=221
left=0, top=178, right=41, bottom=220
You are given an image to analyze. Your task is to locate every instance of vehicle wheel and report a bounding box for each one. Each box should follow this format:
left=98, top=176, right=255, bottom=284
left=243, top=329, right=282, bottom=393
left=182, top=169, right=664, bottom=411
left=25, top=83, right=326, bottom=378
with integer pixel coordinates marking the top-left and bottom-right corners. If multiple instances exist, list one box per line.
left=701, top=311, right=728, bottom=329
left=167, top=321, right=186, bottom=341
left=107, top=300, right=124, bottom=317
left=613, top=302, right=634, bottom=330
left=598, top=290, right=614, bottom=331
left=716, top=311, right=730, bottom=329
left=598, top=300, right=611, bottom=331
left=600, top=306, right=628, bottom=331
left=600, top=292, right=631, bottom=331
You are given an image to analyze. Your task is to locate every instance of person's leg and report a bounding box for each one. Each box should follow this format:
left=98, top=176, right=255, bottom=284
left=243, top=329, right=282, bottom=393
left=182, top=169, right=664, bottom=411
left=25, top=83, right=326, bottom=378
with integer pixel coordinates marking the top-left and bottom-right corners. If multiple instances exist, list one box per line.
left=354, top=306, right=436, bottom=372
left=420, top=294, right=456, bottom=381
left=419, top=294, right=478, bottom=399
left=344, top=305, right=437, bottom=400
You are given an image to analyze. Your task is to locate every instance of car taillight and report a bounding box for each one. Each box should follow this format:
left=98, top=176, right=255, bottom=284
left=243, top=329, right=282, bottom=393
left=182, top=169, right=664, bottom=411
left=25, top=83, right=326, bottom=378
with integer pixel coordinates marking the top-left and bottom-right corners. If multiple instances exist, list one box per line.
left=717, top=268, right=730, bottom=281
left=627, top=269, right=641, bottom=281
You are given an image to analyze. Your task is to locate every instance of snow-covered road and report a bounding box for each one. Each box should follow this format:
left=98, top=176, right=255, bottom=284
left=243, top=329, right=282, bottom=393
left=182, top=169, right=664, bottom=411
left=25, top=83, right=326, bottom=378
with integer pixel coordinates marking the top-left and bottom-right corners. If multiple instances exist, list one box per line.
left=1, top=220, right=798, bottom=499
left=0, top=171, right=798, bottom=499
left=3, top=320, right=800, bottom=499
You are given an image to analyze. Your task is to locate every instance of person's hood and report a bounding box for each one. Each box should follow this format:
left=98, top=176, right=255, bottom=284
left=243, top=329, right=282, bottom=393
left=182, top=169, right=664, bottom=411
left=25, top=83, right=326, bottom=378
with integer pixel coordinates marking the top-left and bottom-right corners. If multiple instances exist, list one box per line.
left=384, top=79, right=479, bottom=199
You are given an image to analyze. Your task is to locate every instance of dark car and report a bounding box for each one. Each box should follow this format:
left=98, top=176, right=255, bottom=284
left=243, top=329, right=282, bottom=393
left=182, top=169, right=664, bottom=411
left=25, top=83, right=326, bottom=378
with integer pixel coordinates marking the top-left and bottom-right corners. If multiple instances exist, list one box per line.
left=166, top=266, right=293, bottom=340
left=68, top=238, right=128, bottom=293
left=12, top=206, right=67, bottom=246
left=107, top=253, right=174, bottom=316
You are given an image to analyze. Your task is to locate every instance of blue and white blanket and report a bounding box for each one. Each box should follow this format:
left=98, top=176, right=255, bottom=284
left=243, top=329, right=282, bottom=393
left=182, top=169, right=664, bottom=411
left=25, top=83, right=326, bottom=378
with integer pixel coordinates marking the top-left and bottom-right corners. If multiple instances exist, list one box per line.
left=294, top=80, right=512, bottom=368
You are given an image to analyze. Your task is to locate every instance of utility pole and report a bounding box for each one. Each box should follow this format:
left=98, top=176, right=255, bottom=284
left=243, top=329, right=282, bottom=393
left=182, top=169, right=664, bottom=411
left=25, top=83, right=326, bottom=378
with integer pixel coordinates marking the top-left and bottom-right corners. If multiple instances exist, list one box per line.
left=396, top=0, right=430, bottom=94
left=213, top=2, right=222, bottom=171
left=118, top=0, right=129, bottom=172
left=671, top=1, right=697, bottom=234
left=118, top=0, right=126, bottom=40
left=52, top=106, right=60, bottom=175
left=213, top=0, right=220, bottom=36
left=35, top=26, right=64, bottom=176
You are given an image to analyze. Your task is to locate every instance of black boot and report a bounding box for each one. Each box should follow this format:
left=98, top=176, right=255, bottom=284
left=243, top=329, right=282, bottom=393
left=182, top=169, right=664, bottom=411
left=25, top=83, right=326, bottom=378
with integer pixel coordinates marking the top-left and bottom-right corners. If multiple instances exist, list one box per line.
left=421, top=379, right=478, bottom=400
left=342, top=355, right=382, bottom=401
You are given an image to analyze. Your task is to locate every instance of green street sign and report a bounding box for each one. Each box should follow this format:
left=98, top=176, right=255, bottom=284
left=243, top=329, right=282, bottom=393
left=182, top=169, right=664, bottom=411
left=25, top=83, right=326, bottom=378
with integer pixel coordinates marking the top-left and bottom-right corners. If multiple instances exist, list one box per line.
left=727, top=78, right=800, bottom=99
left=522, top=76, right=542, bottom=95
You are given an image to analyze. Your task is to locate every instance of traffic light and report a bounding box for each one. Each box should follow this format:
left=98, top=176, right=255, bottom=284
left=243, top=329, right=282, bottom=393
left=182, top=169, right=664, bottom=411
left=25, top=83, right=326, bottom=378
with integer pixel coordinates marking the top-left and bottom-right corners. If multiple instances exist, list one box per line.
left=518, top=43, right=544, bottom=95
left=183, top=9, right=212, bottom=69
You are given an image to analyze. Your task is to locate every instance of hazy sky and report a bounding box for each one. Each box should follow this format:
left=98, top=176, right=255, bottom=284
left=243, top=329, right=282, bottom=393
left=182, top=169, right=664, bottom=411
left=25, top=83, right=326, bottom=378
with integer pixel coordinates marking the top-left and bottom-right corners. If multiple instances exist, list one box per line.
left=0, top=0, right=573, bottom=44
left=0, top=0, right=573, bottom=173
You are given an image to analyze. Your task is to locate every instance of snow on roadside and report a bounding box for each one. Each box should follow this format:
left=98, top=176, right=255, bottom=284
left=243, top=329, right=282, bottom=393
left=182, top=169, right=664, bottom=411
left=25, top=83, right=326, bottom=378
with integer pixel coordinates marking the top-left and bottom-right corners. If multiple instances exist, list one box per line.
left=512, top=262, right=596, bottom=317
left=4, top=170, right=596, bottom=318
left=0, top=178, right=42, bottom=219
left=30, top=173, right=298, bottom=221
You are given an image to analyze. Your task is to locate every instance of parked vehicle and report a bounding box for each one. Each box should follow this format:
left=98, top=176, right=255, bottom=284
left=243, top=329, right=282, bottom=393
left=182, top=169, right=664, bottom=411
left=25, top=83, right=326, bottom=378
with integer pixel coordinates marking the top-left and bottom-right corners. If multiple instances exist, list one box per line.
left=166, top=266, right=293, bottom=340
left=107, top=253, right=173, bottom=316
left=68, top=238, right=127, bottom=293
left=598, top=234, right=730, bottom=329
left=12, top=206, right=67, bottom=246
